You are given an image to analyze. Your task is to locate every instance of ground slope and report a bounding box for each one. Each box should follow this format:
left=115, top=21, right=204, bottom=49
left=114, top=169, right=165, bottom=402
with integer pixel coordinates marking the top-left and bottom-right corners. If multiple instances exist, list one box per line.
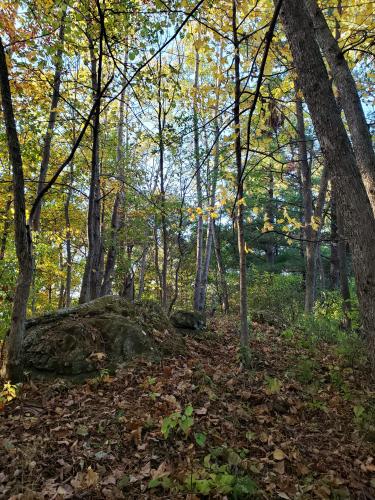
left=0, top=316, right=374, bottom=499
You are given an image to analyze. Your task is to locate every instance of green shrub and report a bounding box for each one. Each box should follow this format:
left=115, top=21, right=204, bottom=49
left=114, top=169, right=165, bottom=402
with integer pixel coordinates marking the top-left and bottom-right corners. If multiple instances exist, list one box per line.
left=314, top=289, right=360, bottom=331
left=248, top=269, right=303, bottom=327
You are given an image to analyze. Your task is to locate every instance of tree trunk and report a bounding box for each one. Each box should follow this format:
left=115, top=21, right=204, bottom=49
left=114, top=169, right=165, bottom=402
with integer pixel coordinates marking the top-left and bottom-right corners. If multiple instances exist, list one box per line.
left=265, top=171, right=276, bottom=265
left=198, top=48, right=223, bottom=311
left=304, top=0, right=375, bottom=214
left=153, top=223, right=162, bottom=304
left=279, top=0, right=375, bottom=373
left=137, top=245, right=148, bottom=301
left=212, top=220, right=230, bottom=313
left=158, top=85, right=168, bottom=310
left=311, top=163, right=329, bottom=300
left=32, top=8, right=67, bottom=231
left=80, top=31, right=103, bottom=303
left=336, top=208, right=351, bottom=329
left=193, top=48, right=204, bottom=312
left=58, top=249, right=65, bottom=308
left=101, top=53, right=128, bottom=296
left=329, top=191, right=340, bottom=289
left=101, top=194, right=120, bottom=296
left=295, top=81, right=315, bottom=312
left=0, top=191, right=12, bottom=260
left=0, top=37, right=33, bottom=381
left=64, top=183, right=72, bottom=308
left=233, top=0, right=249, bottom=350
left=120, top=245, right=134, bottom=300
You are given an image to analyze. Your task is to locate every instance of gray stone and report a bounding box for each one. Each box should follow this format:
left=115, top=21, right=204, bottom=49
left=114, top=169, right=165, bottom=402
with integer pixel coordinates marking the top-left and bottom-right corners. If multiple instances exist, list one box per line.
left=170, top=310, right=206, bottom=331
left=22, top=296, right=176, bottom=378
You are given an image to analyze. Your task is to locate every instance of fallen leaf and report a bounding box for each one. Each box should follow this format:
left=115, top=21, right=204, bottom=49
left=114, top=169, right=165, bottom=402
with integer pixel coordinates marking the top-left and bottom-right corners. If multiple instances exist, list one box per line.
left=273, top=449, right=286, bottom=461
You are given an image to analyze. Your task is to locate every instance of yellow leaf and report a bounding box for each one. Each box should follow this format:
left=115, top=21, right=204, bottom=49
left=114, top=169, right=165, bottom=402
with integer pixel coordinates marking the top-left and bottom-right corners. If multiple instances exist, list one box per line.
left=244, top=242, right=252, bottom=254
left=85, top=467, right=99, bottom=488
left=273, top=449, right=286, bottom=461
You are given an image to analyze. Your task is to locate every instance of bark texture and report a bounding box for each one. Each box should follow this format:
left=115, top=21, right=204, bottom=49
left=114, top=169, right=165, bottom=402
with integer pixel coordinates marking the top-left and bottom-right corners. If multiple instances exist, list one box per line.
left=304, top=0, right=375, bottom=215
left=233, top=0, right=249, bottom=348
left=32, top=8, right=66, bottom=231
left=279, top=0, right=375, bottom=373
left=0, top=38, right=33, bottom=381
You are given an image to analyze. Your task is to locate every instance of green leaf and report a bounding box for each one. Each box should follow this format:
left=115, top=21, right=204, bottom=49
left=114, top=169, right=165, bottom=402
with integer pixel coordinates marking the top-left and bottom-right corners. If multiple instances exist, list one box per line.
left=194, top=432, right=207, bottom=447
left=148, top=478, right=161, bottom=489
left=194, top=479, right=211, bottom=495
left=227, top=450, right=241, bottom=466
left=179, top=415, right=194, bottom=435
left=184, top=404, right=194, bottom=416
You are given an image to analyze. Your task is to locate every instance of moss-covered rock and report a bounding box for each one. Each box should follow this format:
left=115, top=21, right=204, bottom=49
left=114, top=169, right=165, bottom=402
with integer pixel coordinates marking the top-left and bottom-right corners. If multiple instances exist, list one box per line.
left=22, top=296, right=180, bottom=378
left=170, top=310, right=206, bottom=331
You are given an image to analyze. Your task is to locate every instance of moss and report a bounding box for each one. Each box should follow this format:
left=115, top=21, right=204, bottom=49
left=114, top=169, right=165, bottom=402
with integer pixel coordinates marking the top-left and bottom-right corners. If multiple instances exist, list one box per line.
left=22, top=296, right=181, bottom=379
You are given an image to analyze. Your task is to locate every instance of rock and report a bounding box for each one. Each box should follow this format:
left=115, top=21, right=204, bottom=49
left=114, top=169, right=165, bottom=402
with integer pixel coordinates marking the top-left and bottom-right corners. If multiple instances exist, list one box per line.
left=22, top=296, right=178, bottom=378
left=170, top=310, right=206, bottom=331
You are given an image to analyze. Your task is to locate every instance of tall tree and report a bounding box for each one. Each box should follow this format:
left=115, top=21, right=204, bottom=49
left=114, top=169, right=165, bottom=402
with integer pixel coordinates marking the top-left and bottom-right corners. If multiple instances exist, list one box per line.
left=193, top=46, right=204, bottom=312
left=32, top=7, right=67, bottom=231
left=278, top=0, right=375, bottom=372
left=80, top=16, right=105, bottom=303
left=304, top=0, right=375, bottom=214
left=0, top=38, right=33, bottom=381
left=232, top=0, right=249, bottom=351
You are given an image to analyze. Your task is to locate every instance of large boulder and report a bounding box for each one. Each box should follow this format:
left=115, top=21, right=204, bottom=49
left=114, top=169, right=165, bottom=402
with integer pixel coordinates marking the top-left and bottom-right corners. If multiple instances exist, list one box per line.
left=22, top=296, right=179, bottom=378
left=170, top=310, right=206, bottom=331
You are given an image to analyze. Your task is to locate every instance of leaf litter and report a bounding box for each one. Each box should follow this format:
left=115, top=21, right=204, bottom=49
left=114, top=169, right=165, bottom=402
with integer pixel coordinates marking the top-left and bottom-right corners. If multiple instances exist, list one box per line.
left=0, top=316, right=374, bottom=499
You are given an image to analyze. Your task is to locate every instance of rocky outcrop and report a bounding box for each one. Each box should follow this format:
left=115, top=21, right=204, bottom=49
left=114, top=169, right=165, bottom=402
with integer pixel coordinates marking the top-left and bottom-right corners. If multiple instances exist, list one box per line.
left=22, top=296, right=179, bottom=378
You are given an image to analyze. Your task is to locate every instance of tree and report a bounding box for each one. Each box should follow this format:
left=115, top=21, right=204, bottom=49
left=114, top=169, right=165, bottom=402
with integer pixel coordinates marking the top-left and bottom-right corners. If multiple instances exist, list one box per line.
left=232, top=0, right=249, bottom=351
left=0, top=37, right=33, bottom=381
left=278, top=0, right=375, bottom=372
left=304, top=0, right=375, bottom=215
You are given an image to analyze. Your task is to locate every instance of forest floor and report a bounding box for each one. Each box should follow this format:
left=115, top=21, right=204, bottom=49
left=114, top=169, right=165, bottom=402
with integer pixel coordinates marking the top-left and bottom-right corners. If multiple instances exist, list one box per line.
left=0, top=316, right=375, bottom=499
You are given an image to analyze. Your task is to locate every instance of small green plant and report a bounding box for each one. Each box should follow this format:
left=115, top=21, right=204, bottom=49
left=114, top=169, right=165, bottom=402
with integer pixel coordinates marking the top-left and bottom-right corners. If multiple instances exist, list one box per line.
left=293, top=358, right=317, bottom=385
left=161, top=404, right=194, bottom=438
left=184, top=470, right=257, bottom=498
left=264, top=376, right=282, bottom=394
left=353, top=400, right=375, bottom=441
left=194, top=432, right=207, bottom=447
left=328, top=366, right=351, bottom=400
left=305, top=399, right=328, bottom=413
left=148, top=444, right=258, bottom=498
left=336, top=333, right=366, bottom=368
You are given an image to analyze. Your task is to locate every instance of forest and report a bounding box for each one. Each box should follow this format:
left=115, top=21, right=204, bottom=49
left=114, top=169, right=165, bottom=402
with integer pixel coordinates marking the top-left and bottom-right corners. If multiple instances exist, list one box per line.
left=0, top=0, right=374, bottom=498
